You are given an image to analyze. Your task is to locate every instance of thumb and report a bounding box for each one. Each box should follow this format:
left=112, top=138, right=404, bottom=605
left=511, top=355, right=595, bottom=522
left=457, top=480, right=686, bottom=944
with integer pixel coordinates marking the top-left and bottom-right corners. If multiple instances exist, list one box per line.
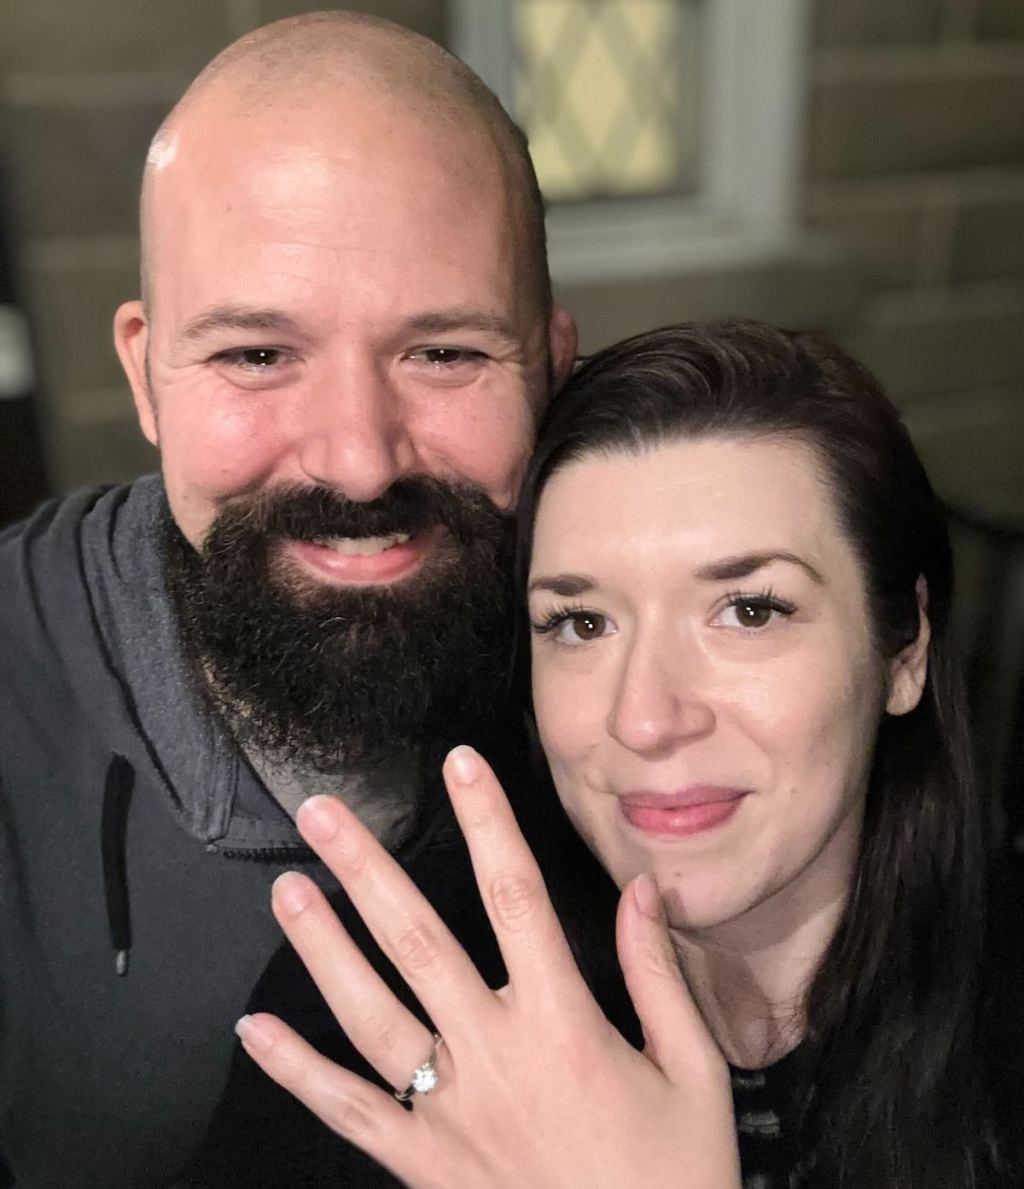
left=616, top=874, right=726, bottom=1087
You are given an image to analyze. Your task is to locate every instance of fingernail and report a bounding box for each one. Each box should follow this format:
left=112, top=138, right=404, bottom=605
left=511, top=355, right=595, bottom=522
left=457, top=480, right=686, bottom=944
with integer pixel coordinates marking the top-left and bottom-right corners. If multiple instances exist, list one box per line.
left=235, top=1014, right=274, bottom=1055
left=634, top=873, right=665, bottom=922
left=297, top=794, right=341, bottom=844
left=273, top=870, right=313, bottom=917
left=446, top=745, right=481, bottom=785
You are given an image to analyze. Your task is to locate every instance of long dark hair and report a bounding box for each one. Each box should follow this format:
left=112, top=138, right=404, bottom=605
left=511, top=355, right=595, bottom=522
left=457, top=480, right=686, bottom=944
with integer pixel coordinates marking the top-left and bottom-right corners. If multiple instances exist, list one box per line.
left=515, top=320, right=1007, bottom=1186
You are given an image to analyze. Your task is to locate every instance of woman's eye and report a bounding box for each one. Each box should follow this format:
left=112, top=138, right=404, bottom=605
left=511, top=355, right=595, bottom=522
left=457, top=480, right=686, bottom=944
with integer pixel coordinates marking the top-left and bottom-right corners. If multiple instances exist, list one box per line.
left=718, top=597, right=793, bottom=630
left=535, top=608, right=613, bottom=646
left=565, top=612, right=606, bottom=641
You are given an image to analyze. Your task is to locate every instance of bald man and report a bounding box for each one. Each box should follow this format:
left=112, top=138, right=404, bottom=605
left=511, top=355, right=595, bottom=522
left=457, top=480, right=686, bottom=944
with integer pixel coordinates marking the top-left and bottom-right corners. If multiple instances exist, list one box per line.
left=0, top=13, right=623, bottom=1188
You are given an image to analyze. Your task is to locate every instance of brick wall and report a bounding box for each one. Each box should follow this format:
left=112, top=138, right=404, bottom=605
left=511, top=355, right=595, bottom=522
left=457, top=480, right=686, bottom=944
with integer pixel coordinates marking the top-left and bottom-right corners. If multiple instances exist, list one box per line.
left=806, top=0, right=1024, bottom=521
left=804, top=0, right=1024, bottom=813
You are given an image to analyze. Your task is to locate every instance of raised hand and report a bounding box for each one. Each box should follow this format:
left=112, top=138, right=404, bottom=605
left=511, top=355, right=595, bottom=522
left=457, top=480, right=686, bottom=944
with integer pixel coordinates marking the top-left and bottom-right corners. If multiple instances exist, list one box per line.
left=236, top=745, right=741, bottom=1189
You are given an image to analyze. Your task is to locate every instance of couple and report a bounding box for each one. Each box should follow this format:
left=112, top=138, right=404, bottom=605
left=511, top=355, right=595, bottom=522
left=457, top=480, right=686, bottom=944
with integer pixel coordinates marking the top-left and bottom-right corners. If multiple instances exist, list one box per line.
left=0, top=11, right=1020, bottom=1189
left=239, top=321, right=1024, bottom=1188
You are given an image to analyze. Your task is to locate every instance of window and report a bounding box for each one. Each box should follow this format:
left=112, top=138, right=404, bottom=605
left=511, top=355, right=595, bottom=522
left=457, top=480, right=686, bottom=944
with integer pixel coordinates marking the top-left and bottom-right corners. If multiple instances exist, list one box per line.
left=511, top=0, right=703, bottom=203
left=452, top=0, right=810, bottom=282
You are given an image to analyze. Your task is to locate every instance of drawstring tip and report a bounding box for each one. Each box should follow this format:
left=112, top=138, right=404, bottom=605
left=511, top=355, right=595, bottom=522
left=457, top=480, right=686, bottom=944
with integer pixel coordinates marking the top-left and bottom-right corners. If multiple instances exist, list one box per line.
left=115, top=949, right=130, bottom=977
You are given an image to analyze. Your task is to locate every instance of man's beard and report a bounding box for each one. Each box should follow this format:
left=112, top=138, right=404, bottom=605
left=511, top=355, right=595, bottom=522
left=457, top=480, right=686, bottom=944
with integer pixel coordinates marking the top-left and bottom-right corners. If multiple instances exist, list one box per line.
left=161, top=478, right=517, bottom=770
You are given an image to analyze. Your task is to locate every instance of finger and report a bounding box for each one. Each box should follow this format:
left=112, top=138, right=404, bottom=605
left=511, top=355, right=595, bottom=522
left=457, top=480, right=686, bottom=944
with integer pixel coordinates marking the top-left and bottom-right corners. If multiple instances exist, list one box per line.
left=235, top=1011, right=417, bottom=1176
left=271, top=870, right=435, bottom=1092
left=295, top=795, right=494, bottom=1036
left=442, top=746, right=593, bottom=1009
left=615, top=874, right=726, bottom=1086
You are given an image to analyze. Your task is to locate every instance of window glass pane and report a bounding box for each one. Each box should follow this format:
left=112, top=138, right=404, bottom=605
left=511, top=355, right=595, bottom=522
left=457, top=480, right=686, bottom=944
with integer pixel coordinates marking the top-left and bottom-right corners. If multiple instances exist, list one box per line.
left=513, top=0, right=703, bottom=202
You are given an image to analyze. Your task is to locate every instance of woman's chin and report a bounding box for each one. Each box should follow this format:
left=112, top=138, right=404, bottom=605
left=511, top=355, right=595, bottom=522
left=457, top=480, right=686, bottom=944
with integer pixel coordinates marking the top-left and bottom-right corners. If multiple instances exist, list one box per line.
left=657, top=886, right=741, bottom=934
left=605, top=856, right=741, bottom=934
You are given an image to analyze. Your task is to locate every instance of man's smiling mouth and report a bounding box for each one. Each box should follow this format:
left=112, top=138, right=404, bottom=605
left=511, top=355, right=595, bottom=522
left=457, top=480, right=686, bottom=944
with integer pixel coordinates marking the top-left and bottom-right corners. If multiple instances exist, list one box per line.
left=317, top=533, right=412, bottom=556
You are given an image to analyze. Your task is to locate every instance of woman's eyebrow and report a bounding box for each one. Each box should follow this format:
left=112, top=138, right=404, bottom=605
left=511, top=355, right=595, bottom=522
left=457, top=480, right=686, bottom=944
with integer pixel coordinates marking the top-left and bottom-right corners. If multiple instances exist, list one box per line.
left=694, top=550, right=824, bottom=585
left=527, top=572, right=595, bottom=597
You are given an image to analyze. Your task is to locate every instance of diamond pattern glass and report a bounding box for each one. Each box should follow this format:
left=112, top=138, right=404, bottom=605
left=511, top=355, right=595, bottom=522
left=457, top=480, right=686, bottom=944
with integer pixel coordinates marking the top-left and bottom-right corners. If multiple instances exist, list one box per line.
left=513, top=0, right=703, bottom=202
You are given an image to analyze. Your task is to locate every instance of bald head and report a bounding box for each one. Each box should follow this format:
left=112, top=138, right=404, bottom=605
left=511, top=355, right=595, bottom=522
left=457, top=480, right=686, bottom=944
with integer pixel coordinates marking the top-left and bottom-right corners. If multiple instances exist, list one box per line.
left=116, top=8, right=578, bottom=557
left=140, top=11, right=549, bottom=315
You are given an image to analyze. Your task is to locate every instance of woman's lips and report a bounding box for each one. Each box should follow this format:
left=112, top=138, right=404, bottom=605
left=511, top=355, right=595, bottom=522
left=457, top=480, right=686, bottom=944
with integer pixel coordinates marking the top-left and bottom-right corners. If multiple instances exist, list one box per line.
left=618, top=787, right=749, bottom=838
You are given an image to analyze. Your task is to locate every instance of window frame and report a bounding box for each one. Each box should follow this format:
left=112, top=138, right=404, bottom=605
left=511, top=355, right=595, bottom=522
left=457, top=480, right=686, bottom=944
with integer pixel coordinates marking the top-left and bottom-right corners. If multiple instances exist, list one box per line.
left=451, top=0, right=812, bottom=282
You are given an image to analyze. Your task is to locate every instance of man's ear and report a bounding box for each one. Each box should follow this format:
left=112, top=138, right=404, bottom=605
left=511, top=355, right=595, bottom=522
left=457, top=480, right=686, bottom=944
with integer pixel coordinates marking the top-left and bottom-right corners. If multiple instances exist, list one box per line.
left=886, top=575, right=931, bottom=717
left=113, top=300, right=158, bottom=446
left=549, top=301, right=578, bottom=390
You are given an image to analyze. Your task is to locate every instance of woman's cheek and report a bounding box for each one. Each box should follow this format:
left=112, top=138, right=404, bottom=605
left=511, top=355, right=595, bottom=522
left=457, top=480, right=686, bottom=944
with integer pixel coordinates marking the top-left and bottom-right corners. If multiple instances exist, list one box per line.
left=535, top=665, right=602, bottom=765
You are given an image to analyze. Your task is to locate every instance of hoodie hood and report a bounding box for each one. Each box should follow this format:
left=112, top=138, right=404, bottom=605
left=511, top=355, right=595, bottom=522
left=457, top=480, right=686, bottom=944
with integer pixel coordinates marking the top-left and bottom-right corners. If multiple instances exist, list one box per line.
left=18, top=477, right=300, bottom=852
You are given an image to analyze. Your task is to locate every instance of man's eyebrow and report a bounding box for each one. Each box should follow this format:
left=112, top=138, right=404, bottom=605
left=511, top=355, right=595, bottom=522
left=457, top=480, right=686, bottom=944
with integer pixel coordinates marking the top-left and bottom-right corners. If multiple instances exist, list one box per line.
left=176, top=306, right=522, bottom=347
left=401, top=310, right=522, bottom=343
left=695, top=551, right=824, bottom=585
left=527, top=572, right=595, bottom=597
left=176, top=306, right=305, bottom=344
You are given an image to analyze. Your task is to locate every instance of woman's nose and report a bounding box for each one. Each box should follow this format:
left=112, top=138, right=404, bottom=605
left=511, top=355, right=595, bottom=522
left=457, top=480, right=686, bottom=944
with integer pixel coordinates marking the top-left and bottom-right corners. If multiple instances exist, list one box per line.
left=607, top=641, right=715, bottom=757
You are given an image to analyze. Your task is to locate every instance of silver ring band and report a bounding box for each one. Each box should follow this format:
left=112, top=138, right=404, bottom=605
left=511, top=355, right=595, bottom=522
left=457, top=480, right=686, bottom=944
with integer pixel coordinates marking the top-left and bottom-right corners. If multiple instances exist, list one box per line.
left=394, top=1032, right=445, bottom=1102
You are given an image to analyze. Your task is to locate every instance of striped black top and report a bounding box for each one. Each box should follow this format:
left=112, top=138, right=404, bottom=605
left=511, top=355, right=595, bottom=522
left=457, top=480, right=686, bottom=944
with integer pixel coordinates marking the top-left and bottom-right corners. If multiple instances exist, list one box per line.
left=731, top=1044, right=811, bottom=1189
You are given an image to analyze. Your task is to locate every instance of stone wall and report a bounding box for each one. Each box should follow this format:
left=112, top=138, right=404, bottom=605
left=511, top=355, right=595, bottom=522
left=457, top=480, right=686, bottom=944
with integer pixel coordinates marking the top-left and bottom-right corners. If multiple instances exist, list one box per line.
left=807, top=0, right=1024, bottom=816
left=806, top=0, right=1024, bottom=523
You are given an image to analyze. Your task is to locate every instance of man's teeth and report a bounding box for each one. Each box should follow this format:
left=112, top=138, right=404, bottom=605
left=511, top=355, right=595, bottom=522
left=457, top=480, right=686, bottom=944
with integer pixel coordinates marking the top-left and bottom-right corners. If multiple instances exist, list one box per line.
left=320, top=533, right=411, bottom=556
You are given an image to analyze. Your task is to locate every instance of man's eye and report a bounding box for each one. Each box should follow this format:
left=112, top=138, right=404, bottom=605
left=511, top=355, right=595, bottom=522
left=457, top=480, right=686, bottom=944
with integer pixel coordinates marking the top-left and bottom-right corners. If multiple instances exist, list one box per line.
left=229, top=348, right=285, bottom=369
left=412, top=347, right=483, bottom=366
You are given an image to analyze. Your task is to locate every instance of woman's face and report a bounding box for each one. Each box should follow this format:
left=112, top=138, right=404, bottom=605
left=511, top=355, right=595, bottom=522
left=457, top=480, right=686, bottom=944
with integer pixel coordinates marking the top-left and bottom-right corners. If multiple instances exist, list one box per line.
left=528, top=435, right=921, bottom=941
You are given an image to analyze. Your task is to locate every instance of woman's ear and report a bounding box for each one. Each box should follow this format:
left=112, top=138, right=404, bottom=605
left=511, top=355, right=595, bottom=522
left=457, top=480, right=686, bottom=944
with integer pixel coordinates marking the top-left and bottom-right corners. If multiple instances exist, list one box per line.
left=885, top=575, right=931, bottom=717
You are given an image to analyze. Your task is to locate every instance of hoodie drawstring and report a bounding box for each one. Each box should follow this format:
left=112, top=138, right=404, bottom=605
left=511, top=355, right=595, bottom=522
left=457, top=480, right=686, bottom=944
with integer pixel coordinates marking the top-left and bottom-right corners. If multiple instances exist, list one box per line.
left=101, top=754, right=135, bottom=976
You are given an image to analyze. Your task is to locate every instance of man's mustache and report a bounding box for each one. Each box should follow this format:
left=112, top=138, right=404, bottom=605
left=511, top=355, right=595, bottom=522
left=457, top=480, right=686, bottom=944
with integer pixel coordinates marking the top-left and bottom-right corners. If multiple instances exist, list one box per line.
left=198, top=478, right=512, bottom=554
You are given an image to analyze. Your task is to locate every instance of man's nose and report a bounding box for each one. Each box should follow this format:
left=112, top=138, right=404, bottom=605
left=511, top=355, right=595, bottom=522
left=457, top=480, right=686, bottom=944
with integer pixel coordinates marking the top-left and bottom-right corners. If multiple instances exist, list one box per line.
left=607, top=634, right=715, bottom=758
left=296, top=357, right=417, bottom=503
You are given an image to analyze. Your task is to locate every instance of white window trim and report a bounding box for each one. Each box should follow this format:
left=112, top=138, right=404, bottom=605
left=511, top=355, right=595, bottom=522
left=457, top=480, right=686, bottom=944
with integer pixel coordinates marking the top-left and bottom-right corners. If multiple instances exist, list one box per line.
left=451, top=0, right=811, bottom=283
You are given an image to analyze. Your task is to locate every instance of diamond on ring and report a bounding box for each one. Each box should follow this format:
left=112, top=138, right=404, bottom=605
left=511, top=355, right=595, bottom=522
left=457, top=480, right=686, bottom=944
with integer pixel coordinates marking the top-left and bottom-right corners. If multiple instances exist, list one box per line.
left=394, top=1033, right=445, bottom=1102
left=410, top=1062, right=439, bottom=1094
